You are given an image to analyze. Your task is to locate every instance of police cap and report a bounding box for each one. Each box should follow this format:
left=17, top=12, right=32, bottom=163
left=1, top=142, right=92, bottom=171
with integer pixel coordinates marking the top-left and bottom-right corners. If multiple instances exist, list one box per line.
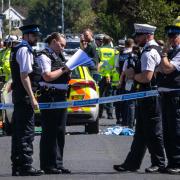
left=133, top=23, right=156, bottom=36
left=19, top=24, right=41, bottom=35
left=165, top=16, right=180, bottom=35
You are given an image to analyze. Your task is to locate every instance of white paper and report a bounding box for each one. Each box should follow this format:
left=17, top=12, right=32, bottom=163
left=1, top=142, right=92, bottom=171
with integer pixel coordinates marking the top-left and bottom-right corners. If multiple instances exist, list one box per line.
left=65, top=49, right=92, bottom=70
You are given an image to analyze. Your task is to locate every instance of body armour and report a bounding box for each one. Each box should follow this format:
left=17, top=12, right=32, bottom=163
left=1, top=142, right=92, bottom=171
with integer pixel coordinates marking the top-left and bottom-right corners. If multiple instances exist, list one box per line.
left=157, top=48, right=180, bottom=88
left=135, top=45, right=162, bottom=90
left=10, top=42, right=41, bottom=103
left=39, top=48, right=70, bottom=84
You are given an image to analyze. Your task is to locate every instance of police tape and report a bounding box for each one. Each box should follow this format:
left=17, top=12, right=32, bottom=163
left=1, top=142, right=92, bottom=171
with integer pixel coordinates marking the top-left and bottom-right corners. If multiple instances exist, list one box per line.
left=0, top=90, right=159, bottom=110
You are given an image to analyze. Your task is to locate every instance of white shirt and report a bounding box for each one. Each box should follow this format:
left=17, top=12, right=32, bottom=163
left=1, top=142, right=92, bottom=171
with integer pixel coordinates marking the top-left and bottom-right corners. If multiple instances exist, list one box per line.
left=170, top=44, right=180, bottom=71
left=37, top=48, right=68, bottom=90
left=37, top=47, right=55, bottom=74
left=16, top=40, right=34, bottom=74
left=141, top=40, right=161, bottom=72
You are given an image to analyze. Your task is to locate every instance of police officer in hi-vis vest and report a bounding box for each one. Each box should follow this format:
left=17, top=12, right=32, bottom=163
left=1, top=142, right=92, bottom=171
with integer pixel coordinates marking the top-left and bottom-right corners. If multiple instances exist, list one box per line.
left=113, top=23, right=165, bottom=173
left=10, top=24, right=44, bottom=176
left=157, top=16, right=180, bottom=174
left=98, top=35, right=118, bottom=119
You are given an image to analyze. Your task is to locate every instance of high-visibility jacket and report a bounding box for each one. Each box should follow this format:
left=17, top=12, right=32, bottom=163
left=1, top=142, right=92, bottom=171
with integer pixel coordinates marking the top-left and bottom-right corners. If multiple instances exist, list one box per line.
left=111, top=68, right=120, bottom=87
left=98, top=46, right=116, bottom=78
left=0, top=48, right=11, bottom=81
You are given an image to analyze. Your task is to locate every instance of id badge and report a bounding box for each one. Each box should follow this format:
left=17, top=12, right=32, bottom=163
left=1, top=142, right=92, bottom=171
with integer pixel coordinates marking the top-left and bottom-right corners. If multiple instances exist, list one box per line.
left=125, top=80, right=134, bottom=91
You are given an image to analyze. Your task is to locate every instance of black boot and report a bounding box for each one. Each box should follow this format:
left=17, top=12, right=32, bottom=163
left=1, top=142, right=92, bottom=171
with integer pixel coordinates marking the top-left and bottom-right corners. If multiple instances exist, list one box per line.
left=19, top=167, right=44, bottom=176
left=12, top=166, right=20, bottom=176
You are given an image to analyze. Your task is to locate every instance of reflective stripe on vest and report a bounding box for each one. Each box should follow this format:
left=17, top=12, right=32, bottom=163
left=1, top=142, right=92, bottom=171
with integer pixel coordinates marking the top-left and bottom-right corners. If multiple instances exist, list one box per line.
left=99, top=47, right=115, bottom=77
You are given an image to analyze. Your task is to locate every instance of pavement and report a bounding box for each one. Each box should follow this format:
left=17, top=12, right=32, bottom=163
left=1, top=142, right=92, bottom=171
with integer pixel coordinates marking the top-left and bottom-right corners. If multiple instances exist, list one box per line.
left=0, top=116, right=179, bottom=180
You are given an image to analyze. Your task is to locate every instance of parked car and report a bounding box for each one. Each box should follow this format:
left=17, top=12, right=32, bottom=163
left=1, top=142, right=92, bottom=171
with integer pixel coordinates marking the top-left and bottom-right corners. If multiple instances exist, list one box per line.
left=1, top=66, right=99, bottom=135
left=63, top=37, right=80, bottom=55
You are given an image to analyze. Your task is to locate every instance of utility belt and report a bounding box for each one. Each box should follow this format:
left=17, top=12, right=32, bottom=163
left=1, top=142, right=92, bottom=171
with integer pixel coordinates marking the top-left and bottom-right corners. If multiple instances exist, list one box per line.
left=39, top=86, right=68, bottom=96
left=139, top=84, right=157, bottom=91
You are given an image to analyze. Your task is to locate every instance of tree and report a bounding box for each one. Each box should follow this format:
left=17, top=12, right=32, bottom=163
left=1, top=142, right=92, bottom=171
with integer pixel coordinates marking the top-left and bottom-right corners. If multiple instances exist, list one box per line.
left=25, top=0, right=96, bottom=36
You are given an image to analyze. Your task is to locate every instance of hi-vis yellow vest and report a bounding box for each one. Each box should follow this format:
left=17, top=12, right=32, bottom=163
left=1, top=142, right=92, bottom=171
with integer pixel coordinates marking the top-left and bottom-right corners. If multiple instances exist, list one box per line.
left=111, top=69, right=119, bottom=87
left=0, top=48, right=11, bottom=81
left=98, top=47, right=115, bottom=77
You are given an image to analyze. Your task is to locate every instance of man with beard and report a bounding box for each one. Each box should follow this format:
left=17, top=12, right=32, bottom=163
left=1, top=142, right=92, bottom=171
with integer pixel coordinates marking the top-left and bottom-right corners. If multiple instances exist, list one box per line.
left=113, top=23, right=165, bottom=173
left=157, top=16, right=180, bottom=174
left=10, top=24, right=44, bottom=176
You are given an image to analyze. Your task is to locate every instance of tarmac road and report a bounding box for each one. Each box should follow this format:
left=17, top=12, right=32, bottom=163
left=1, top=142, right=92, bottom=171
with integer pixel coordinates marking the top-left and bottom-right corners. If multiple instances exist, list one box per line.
left=0, top=117, right=179, bottom=180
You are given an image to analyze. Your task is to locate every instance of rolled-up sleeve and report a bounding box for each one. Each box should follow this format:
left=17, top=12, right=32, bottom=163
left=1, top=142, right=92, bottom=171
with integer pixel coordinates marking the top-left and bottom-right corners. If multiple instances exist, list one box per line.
left=16, top=47, right=33, bottom=74
left=170, top=52, right=180, bottom=71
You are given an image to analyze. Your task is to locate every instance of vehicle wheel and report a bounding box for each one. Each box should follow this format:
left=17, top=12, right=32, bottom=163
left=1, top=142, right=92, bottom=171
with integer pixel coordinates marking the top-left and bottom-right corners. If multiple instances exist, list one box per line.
left=85, top=117, right=99, bottom=134
left=2, top=110, right=12, bottom=136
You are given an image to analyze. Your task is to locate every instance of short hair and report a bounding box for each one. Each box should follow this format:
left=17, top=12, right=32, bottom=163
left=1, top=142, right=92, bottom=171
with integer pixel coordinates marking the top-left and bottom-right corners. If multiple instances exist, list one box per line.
left=125, top=38, right=134, bottom=47
left=102, top=35, right=112, bottom=45
left=45, top=32, right=65, bottom=44
left=83, top=28, right=93, bottom=36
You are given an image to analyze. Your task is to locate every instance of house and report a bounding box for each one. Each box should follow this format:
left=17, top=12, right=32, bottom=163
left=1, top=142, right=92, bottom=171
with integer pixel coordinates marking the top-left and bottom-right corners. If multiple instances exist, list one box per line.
left=3, top=6, right=25, bottom=28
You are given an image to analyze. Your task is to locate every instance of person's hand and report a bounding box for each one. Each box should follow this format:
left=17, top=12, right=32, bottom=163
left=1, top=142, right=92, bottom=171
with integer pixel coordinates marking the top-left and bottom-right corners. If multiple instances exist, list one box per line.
left=30, top=96, right=39, bottom=112
left=125, top=68, right=135, bottom=79
left=162, top=42, right=171, bottom=56
left=106, top=76, right=111, bottom=83
left=62, top=65, right=71, bottom=73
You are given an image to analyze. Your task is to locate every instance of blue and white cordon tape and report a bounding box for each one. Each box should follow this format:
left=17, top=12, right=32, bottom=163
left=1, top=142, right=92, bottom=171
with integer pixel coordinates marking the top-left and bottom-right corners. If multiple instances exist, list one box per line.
left=0, top=90, right=159, bottom=110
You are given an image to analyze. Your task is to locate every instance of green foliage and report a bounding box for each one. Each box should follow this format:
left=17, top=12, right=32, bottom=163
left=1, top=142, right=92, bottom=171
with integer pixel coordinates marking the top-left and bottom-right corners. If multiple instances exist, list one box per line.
left=4, top=0, right=180, bottom=41
left=136, top=0, right=179, bottom=39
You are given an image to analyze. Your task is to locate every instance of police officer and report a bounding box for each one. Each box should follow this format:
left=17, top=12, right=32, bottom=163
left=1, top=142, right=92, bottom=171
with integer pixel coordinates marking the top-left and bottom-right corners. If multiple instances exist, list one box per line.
left=98, top=35, right=118, bottom=119
left=113, top=23, right=165, bottom=173
left=157, top=16, right=180, bottom=174
left=38, top=32, right=71, bottom=174
left=0, top=36, right=21, bottom=82
left=10, top=24, right=44, bottom=176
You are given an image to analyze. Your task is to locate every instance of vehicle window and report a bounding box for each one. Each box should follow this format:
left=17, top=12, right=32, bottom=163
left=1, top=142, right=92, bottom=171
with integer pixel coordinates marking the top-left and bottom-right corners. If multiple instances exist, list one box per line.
left=71, top=67, right=81, bottom=79
left=66, top=42, right=80, bottom=49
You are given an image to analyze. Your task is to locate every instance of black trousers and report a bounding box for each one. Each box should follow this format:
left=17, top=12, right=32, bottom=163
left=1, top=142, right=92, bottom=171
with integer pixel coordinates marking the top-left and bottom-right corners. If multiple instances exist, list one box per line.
left=11, top=102, right=34, bottom=169
left=161, top=93, right=180, bottom=168
left=98, top=77, right=113, bottom=117
left=40, top=92, right=67, bottom=170
left=122, top=96, right=165, bottom=169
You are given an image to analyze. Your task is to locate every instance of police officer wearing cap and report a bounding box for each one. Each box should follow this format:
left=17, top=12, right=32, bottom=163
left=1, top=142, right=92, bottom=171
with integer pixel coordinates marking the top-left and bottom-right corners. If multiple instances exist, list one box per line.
left=113, top=23, right=165, bottom=173
left=157, top=16, right=180, bottom=174
left=38, top=32, right=71, bottom=174
left=10, top=24, right=44, bottom=176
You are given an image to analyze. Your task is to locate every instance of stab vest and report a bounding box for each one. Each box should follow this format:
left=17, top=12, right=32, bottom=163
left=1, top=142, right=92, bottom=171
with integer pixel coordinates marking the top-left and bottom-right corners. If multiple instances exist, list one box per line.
left=118, top=52, right=132, bottom=74
left=157, top=48, right=180, bottom=88
left=39, top=48, right=70, bottom=84
left=10, top=42, right=41, bottom=103
left=136, top=45, right=162, bottom=90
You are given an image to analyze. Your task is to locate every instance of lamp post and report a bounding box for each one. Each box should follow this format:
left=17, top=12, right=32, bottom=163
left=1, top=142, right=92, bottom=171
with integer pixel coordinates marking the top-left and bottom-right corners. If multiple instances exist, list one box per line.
left=61, top=0, right=64, bottom=34
left=1, top=0, right=3, bottom=13
left=8, top=0, right=11, bottom=34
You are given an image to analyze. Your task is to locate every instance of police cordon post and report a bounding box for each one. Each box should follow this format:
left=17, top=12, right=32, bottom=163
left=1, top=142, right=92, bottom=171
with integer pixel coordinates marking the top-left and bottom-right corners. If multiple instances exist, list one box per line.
left=0, top=90, right=159, bottom=110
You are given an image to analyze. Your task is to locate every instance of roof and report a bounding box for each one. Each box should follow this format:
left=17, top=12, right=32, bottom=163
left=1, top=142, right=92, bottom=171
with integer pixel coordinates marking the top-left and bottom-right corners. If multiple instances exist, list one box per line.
left=3, top=6, right=25, bottom=20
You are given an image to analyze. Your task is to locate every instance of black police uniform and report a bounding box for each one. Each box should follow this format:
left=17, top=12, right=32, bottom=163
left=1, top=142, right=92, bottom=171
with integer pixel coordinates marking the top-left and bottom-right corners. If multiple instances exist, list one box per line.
left=157, top=47, right=180, bottom=170
left=114, top=44, right=165, bottom=171
left=10, top=41, right=42, bottom=175
left=39, top=48, right=70, bottom=173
